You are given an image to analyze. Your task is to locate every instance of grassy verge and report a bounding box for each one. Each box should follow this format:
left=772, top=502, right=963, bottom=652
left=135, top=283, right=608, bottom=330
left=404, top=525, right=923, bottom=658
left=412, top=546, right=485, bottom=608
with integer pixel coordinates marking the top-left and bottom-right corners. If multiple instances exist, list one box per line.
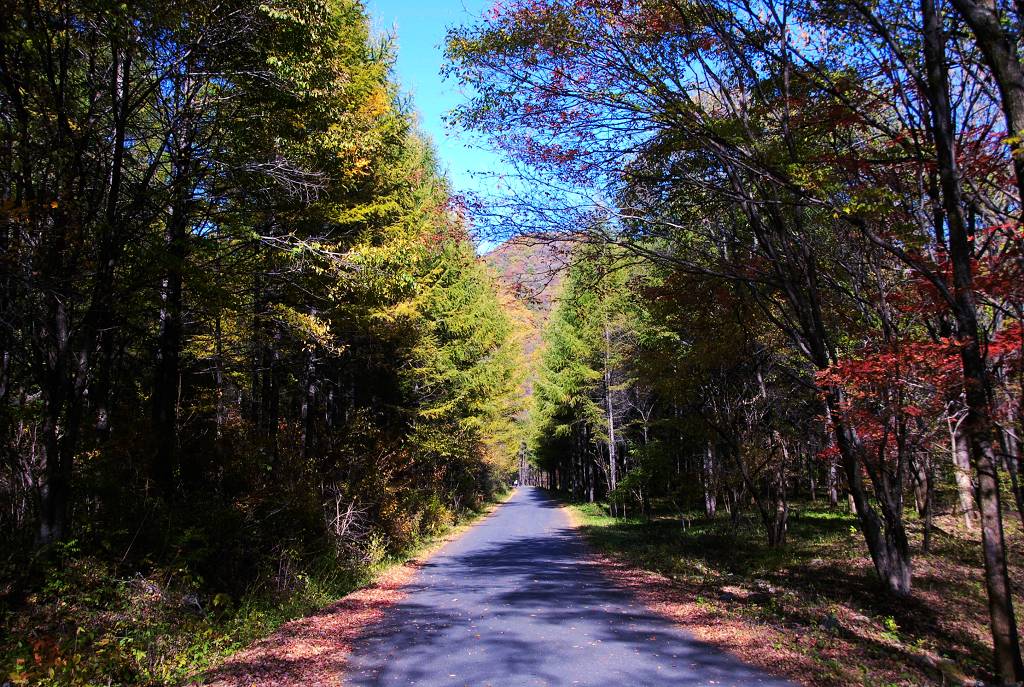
left=2, top=489, right=512, bottom=687
left=565, top=498, right=1017, bottom=686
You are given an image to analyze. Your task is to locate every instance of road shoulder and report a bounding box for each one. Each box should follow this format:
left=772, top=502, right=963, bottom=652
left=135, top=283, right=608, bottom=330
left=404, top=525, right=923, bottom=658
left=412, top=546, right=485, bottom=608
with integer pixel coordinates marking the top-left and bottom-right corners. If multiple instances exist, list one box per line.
left=198, top=491, right=515, bottom=687
left=560, top=502, right=817, bottom=686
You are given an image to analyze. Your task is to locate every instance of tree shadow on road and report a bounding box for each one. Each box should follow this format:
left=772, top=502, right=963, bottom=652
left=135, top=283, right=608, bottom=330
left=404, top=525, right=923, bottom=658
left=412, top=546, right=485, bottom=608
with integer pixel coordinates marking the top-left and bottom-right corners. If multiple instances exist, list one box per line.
left=345, top=492, right=793, bottom=686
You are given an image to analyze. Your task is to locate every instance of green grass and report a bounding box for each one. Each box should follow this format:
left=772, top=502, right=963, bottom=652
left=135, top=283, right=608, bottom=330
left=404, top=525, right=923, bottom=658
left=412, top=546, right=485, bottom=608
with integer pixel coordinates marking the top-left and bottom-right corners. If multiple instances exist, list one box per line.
left=572, top=500, right=857, bottom=582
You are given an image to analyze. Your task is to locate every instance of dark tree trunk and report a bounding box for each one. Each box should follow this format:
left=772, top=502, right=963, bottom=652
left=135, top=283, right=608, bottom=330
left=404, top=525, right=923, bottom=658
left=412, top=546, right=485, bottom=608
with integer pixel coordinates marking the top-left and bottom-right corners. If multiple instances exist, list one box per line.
left=263, top=324, right=281, bottom=470
left=922, top=0, right=1024, bottom=676
left=214, top=314, right=226, bottom=437
left=92, top=41, right=132, bottom=443
left=768, top=442, right=790, bottom=547
left=152, top=177, right=189, bottom=495
left=912, top=455, right=929, bottom=518
left=38, top=311, right=71, bottom=546
left=300, top=349, right=317, bottom=462
left=830, top=397, right=912, bottom=595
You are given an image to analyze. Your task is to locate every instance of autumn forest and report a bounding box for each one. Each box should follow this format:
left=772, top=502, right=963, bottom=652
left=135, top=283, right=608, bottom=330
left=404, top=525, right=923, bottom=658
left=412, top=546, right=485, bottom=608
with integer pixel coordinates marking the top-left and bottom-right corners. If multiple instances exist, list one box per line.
left=2, top=0, right=1024, bottom=684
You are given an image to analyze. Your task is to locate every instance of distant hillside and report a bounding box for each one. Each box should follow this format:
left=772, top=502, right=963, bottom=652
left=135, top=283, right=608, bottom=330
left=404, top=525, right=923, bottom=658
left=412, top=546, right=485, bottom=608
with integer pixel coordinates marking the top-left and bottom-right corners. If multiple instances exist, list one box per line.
left=483, top=234, right=571, bottom=318
left=482, top=234, right=572, bottom=392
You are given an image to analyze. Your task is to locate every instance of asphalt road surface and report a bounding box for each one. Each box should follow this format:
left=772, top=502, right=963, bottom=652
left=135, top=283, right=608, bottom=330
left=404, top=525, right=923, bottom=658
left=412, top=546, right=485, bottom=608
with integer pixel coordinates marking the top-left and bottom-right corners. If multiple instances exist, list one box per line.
left=345, top=487, right=795, bottom=686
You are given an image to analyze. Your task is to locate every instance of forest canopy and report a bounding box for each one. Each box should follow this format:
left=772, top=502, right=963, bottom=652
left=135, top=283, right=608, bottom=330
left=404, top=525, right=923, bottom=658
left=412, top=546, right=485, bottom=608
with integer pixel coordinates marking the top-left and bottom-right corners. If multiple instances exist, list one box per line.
left=446, top=0, right=1024, bottom=681
left=4, top=0, right=1024, bottom=683
left=0, top=0, right=523, bottom=682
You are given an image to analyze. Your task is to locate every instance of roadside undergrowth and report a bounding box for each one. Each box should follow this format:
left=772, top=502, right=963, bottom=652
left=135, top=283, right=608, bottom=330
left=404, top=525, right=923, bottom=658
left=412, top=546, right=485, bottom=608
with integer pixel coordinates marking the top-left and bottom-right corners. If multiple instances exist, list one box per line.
left=199, top=489, right=514, bottom=687
left=2, top=490, right=511, bottom=687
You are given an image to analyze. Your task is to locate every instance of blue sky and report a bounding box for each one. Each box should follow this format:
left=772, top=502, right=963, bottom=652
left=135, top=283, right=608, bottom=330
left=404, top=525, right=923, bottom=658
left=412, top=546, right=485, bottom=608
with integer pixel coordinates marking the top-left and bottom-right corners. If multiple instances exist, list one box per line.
left=366, top=0, right=503, bottom=200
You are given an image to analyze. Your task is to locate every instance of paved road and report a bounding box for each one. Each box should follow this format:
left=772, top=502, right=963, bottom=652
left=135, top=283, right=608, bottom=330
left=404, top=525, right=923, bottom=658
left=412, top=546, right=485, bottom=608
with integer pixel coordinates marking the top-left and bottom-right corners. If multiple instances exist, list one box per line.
left=345, top=487, right=794, bottom=686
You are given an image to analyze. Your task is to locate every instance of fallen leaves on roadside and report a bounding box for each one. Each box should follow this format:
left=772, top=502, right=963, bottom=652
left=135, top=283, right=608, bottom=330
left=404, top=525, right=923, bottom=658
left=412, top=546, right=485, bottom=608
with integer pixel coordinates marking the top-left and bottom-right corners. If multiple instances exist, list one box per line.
left=199, top=563, right=418, bottom=687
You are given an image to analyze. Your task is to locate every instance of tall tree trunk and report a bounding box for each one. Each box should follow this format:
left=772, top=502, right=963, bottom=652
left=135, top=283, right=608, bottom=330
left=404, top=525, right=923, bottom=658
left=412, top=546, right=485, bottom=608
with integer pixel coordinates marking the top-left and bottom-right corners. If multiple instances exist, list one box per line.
left=603, top=323, right=618, bottom=515
left=829, top=397, right=912, bottom=594
left=214, top=313, right=226, bottom=438
left=912, top=454, right=929, bottom=518
left=703, top=440, right=717, bottom=518
left=919, top=452, right=935, bottom=554
left=769, top=440, right=790, bottom=547
left=808, top=447, right=817, bottom=502
left=92, top=41, right=132, bottom=442
left=249, top=274, right=265, bottom=426
left=922, top=0, right=1024, bottom=677
left=36, top=182, right=89, bottom=544
left=37, top=304, right=71, bottom=546
left=730, top=157, right=912, bottom=591
left=951, top=417, right=980, bottom=529
left=153, top=189, right=188, bottom=495
left=828, top=454, right=839, bottom=507
left=264, top=324, right=281, bottom=470
left=300, top=350, right=317, bottom=463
